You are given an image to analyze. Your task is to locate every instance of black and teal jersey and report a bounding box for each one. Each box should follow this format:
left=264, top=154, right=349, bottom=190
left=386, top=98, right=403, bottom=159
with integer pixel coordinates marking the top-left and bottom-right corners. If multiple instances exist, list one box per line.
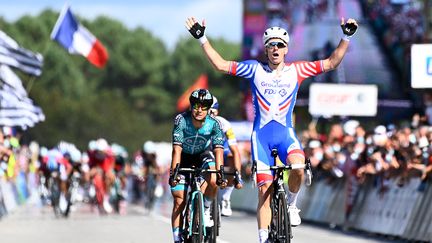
left=172, top=111, right=224, bottom=154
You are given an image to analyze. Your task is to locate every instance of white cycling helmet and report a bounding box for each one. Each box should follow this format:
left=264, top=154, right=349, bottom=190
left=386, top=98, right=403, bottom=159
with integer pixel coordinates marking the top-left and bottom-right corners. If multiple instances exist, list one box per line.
left=262, top=26, right=290, bottom=45
left=96, top=138, right=109, bottom=151
left=209, top=96, right=219, bottom=115
left=143, top=141, right=156, bottom=154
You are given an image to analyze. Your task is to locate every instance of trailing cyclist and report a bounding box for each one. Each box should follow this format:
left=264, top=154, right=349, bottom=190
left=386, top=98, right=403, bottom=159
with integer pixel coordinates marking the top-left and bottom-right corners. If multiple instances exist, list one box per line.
left=168, top=89, right=226, bottom=243
left=185, top=16, right=358, bottom=243
left=209, top=96, right=243, bottom=216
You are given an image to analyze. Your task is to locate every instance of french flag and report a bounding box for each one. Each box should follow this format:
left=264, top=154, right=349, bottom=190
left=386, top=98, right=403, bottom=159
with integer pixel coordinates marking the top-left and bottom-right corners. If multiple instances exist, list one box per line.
left=50, top=5, right=108, bottom=68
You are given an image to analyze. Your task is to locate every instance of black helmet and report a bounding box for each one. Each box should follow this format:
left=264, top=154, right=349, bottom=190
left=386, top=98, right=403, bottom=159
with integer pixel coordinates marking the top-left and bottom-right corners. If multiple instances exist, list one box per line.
left=189, top=89, right=213, bottom=109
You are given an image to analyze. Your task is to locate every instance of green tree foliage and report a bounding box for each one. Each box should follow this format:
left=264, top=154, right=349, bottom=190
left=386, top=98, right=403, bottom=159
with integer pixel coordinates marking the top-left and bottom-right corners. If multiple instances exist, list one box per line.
left=1, top=10, right=242, bottom=153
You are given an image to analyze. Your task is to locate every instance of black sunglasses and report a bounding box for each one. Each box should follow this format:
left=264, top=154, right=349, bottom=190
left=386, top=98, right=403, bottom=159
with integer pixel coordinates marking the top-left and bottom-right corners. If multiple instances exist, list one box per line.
left=266, top=41, right=286, bottom=49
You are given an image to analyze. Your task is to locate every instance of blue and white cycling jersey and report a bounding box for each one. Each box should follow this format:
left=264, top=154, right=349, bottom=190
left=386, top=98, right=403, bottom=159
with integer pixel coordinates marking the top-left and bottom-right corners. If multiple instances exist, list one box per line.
left=228, top=59, right=324, bottom=185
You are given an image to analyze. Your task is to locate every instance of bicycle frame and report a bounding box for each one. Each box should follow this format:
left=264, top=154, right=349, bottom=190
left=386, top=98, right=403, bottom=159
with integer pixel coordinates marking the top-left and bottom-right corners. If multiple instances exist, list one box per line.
left=172, top=165, right=222, bottom=242
left=252, top=148, right=312, bottom=243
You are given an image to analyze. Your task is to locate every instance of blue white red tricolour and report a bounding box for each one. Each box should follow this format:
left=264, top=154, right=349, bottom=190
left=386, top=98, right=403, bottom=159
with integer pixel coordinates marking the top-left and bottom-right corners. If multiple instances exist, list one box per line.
left=50, top=5, right=108, bottom=68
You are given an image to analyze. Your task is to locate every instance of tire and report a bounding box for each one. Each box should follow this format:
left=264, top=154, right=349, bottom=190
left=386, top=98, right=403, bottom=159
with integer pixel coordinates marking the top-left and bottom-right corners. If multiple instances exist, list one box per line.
left=144, top=175, right=156, bottom=210
left=48, top=177, right=61, bottom=216
left=205, top=199, right=219, bottom=243
left=277, top=192, right=291, bottom=243
left=191, top=194, right=204, bottom=243
left=62, top=193, right=72, bottom=217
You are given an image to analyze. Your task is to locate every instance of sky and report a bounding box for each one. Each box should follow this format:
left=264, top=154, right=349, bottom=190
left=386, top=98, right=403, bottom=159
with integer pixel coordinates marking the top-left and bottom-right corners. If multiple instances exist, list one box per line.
left=0, top=0, right=243, bottom=50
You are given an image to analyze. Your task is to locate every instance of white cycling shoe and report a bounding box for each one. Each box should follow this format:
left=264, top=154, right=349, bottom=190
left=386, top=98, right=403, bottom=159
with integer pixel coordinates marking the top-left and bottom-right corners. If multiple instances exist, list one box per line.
left=221, top=199, right=232, bottom=217
left=288, top=205, right=301, bottom=227
left=59, top=194, right=68, bottom=212
left=204, top=206, right=214, bottom=227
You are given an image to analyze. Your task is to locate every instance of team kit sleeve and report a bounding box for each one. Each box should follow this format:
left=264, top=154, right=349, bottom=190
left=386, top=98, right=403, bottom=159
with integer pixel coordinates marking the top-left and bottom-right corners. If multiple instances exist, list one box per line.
left=211, top=119, right=225, bottom=149
left=293, top=60, right=324, bottom=85
left=172, top=114, right=185, bottom=146
left=217, top=116, right=238, bottom=146
left=227, top=59, right=258, bottom=79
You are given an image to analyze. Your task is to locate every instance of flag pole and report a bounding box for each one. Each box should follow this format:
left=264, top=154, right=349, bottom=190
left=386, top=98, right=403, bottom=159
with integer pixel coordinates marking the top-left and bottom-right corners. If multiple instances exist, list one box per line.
left=26, top=26, right=54, bottom=94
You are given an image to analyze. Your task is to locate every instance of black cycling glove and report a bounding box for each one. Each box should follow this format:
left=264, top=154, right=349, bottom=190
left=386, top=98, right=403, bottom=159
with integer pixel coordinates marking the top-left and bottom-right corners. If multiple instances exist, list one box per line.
left=216, top=172, right=227, bottom=188
left=168, top=169, right=178, bottom=187
left=188, top=22, right=206, bottom=39
left=341, top=22, right=357, bottom=37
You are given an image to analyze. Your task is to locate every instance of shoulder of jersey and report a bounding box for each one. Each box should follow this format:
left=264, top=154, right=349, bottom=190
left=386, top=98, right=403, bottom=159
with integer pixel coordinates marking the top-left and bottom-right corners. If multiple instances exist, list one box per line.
left=174, top=112, right=188, bottom=125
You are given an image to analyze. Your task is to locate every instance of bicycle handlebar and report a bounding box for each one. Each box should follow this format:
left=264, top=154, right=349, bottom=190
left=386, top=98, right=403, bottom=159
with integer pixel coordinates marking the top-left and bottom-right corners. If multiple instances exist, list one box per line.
left=251, top=150, right=313, bottom=186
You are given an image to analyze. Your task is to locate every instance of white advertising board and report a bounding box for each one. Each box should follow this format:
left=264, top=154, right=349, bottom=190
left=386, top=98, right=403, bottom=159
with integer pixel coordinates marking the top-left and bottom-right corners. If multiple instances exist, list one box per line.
left=309, top=83, right=378, bottom=117
left=411, top=44, right=432, bottom=88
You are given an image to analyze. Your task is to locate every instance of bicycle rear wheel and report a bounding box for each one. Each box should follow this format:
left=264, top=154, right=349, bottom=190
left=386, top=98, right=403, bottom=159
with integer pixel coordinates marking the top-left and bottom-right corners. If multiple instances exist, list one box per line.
left=191, top=195, right=204, bottom=243
left=277, top=192, right=291, bottom=243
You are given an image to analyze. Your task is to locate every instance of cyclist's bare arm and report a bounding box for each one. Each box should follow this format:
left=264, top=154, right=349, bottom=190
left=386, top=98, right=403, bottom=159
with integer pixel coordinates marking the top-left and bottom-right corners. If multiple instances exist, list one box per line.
left=202, top=41, right=231, bottom=73
left=213, top=147, right=224, bottom=169
left=171, top=144, right=182, bottom=171
left=228, top=144, right=241, bottom=172
left=322, top=18, right=358, bottom=71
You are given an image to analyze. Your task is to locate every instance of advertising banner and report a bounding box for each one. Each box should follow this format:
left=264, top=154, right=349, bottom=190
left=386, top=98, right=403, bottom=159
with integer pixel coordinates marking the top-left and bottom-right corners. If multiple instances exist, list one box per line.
left=411, top=44, right=432, bottom=88
left=309, top=83, right=378, bottom=117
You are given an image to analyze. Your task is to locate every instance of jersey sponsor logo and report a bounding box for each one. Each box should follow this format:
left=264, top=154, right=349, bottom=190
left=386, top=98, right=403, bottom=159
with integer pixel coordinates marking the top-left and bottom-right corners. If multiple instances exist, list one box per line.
left=225, top=128, right=236, bottom=140
left=279, top=89, right=287, bottom=97
left=272, top=79, right=281, bottom=85
left=264, top=89, right=276, bottom=95
left=260, top=81, right=291, bottom=89
left=174, top=114, right=183, bottom=125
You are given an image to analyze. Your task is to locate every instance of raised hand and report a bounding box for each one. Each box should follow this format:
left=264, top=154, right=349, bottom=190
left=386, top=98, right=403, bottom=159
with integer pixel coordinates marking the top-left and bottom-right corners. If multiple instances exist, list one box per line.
left=340, top=17, right=358, bottom=37
left=185, top=17, right=206, bottom=39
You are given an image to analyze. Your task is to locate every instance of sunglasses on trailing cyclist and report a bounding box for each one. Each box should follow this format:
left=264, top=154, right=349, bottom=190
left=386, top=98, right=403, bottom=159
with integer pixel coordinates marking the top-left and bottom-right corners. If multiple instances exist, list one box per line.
left=265, top=41, right=287, bottom=49
left=192, top=103, right=210, bottom=111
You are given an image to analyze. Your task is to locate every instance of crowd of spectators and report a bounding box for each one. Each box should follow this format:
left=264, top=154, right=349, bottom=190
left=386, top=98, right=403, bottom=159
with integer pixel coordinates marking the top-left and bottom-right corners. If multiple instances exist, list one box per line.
left=0, top=127, right=171, bottom=219
left=300, top=114, right=432, bottom=193
left=361, top=0, right=426, bottom=86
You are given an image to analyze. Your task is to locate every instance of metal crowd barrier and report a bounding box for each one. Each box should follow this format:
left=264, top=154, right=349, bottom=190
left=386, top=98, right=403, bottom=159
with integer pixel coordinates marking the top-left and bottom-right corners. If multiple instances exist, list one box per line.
left=231, top=175, right=432, bottom=242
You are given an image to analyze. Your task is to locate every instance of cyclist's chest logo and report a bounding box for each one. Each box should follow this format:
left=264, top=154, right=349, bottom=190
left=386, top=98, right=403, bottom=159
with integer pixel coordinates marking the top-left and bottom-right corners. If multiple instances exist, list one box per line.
left=185, top=136, right=207, bottom=145
left=272, top=79, right=281, bottom=86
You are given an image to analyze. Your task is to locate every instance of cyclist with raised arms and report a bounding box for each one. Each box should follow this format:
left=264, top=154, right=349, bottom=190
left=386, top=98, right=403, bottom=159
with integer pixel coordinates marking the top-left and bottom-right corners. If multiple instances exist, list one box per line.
left=186, top=16, right=358, bottom=243
left=169, top=89, right=226, bottom=243
left=209, top=96, right=243, bottom=216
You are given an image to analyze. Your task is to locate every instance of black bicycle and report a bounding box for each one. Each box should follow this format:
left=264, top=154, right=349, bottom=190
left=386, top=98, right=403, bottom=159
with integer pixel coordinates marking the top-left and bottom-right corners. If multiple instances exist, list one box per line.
left=204, top=169, right=240, bottom=243
left=252, top=148, right=312, bottom=243
left=171, top=164, right=225, bottom=243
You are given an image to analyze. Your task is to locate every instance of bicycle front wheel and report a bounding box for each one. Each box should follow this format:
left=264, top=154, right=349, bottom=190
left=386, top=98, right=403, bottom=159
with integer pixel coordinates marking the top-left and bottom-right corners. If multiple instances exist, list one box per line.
left=277, top=192, right=291, bottom=243
left=191, top=195, right=204, bottom=243
left=206, top=198, right=219, bottom=243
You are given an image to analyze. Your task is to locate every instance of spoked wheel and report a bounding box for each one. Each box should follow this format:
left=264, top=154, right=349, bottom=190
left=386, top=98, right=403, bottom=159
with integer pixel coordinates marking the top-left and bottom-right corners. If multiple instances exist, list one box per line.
left=191, top=196, right=204, bottom=243
left=269, top=192, right=291, bottom=243
left=277, top=192, right=291, bottom=243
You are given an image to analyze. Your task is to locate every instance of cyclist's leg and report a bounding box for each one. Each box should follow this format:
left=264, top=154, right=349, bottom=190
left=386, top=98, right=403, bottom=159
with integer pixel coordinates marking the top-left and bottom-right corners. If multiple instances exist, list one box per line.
left=280, top=127, right=305, bottom=226
left=252, top=130, right=274, bottom=243
left=170, top=182, right=187, bottom=242
left=200, top=151, right=217, bottom=196
left=201, top=151, right=217, bottom=227
left=279, top=127, right=305, bottom=202
left=171, top=153, right=195, bottom=242
left=58, top=164, right=69, bottom=212
left=219, top=146, right=235, bottom=216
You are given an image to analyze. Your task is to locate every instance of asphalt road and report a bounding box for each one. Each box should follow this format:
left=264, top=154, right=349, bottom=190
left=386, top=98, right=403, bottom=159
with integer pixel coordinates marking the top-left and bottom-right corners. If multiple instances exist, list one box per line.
left=0, top=197, right=395, bottom=243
